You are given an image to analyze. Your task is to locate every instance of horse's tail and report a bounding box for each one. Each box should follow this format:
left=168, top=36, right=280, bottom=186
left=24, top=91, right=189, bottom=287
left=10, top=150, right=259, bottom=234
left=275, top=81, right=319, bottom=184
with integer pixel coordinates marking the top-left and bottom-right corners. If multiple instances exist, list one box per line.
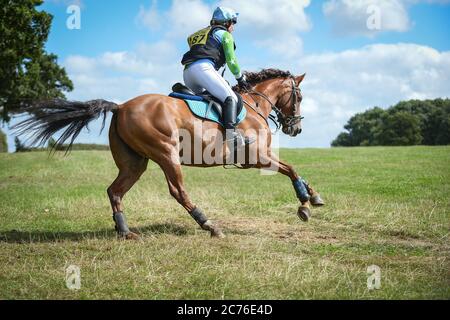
left=12, top=98, right=119, bottom=153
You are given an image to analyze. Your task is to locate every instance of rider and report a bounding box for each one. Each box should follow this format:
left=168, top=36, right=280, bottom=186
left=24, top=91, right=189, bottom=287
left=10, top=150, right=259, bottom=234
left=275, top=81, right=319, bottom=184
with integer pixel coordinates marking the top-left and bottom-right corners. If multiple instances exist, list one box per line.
left=181, top=6, right=252, bottom=148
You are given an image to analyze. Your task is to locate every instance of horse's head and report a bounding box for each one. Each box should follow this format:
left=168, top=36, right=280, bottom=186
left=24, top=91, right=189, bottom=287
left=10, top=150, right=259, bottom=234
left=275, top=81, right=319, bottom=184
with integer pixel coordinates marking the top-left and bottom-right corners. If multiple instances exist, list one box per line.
left=235, top=69, right=306, bottom=136
left=275, top=73, right=305, bottom=137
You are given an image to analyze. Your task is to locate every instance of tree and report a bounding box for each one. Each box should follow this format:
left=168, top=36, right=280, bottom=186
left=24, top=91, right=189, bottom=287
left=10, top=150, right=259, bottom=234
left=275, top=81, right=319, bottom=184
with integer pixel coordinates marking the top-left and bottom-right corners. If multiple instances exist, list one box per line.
left=331, top=132, right=351, bottom=147
left=0, top=129, right=7, bottom=152
left=343, top=107, right=386, bottom=146
left=0, top=0, right=73, bottom=121
left=435, top=112, right=450, bottom=145
left=375, top=111, right=422, bottom=146
left=332, top=99, right=450, bottom=146
left=389, top=99, right=450, bottom=145
left=332, top=107, right=386, bottom=146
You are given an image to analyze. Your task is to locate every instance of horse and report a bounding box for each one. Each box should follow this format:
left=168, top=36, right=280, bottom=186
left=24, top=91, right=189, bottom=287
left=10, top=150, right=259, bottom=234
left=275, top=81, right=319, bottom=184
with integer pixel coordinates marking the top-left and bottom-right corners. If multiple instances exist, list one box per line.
left=13, top=68, right=324, bottom=240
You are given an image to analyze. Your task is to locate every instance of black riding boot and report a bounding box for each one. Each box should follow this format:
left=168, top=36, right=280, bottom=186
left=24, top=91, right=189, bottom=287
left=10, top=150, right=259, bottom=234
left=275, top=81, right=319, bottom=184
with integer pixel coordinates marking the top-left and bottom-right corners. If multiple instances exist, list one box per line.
left=223, top=96, right=254, bottom=163
left=223, top=96, right=254, bottom=146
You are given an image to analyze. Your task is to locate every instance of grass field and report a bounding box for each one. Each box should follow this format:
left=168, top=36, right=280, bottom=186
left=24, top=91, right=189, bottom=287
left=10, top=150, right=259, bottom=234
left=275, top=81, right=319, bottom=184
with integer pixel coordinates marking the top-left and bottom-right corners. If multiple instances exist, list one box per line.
left=0, top=146, right=448, bottom=299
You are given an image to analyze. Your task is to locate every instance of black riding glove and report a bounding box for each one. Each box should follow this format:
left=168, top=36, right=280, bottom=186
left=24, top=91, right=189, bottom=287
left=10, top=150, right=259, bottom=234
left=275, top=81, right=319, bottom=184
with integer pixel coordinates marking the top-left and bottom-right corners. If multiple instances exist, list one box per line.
left=236, top=74, right=250, bottom=90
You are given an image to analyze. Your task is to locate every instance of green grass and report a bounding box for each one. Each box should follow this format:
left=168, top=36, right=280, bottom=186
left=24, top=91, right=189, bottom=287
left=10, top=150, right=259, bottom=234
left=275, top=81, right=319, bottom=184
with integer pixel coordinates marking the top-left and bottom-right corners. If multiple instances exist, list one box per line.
left=0, top=146, right=449, bottom=299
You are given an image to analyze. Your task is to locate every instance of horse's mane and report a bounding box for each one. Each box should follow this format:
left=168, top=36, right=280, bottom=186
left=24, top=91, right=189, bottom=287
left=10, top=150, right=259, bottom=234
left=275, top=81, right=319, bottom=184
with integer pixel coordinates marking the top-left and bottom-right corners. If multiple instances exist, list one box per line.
left=232, top=68, right=294, bottom=93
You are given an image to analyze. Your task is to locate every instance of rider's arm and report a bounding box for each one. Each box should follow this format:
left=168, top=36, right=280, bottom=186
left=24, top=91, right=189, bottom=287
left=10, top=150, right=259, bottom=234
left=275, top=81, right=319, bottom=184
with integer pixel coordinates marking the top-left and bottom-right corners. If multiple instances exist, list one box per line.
left=221, top=31, right=242, bottom=79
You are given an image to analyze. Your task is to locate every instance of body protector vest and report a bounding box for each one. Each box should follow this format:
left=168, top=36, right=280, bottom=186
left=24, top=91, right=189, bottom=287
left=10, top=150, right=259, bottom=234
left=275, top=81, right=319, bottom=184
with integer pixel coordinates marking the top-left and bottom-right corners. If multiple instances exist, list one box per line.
left=181, top=25, right=236, bottom=70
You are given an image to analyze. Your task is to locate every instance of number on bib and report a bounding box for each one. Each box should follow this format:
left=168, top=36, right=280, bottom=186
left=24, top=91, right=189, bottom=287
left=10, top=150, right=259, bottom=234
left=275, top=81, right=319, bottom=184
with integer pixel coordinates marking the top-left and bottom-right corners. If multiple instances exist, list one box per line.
left=188, top=27, right=210, bottom=48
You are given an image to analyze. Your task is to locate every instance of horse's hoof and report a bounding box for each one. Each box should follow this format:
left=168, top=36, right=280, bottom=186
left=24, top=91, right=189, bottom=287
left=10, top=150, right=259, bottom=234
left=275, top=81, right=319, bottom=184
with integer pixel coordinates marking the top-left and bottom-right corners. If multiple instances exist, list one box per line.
left=297, top=206, right=311, bottom=222
left=125, top=232, right=140, bottom=240
left=202, top=220, right=226, bottom=238
left=310, top=193, right=325, bottom=206
left=211, top=228, right=226, bottom=239
left=117, top=231, right=140, bottom=240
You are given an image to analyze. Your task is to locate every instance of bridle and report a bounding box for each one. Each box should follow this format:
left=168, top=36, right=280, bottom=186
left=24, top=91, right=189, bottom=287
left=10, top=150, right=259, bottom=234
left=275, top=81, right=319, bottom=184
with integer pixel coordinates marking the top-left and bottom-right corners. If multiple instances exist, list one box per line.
left=243, top=78, right=304, bottom=133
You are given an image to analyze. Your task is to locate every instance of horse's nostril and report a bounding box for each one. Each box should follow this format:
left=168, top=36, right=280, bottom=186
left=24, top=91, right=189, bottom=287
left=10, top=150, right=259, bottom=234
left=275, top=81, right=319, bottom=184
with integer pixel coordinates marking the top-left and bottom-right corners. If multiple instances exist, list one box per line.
left=298, top=128, right=302, bottom=134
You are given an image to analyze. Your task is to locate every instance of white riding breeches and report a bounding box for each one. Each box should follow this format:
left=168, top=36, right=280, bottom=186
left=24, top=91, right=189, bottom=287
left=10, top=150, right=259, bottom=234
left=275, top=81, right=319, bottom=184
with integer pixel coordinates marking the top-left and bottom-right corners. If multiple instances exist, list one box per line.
left=183, top=61, right=237, bottom=103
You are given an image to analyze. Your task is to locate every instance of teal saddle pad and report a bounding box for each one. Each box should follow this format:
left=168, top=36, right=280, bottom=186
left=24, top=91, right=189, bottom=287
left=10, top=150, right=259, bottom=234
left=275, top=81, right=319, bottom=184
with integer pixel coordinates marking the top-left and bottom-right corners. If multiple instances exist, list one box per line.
left=182, top=99, right=247, bottom=127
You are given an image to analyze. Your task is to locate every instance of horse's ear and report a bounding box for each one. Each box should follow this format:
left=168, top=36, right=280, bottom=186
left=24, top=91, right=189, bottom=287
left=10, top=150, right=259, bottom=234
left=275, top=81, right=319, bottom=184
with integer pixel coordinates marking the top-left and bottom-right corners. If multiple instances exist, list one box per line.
left=295, top=73, right=306, bottom=86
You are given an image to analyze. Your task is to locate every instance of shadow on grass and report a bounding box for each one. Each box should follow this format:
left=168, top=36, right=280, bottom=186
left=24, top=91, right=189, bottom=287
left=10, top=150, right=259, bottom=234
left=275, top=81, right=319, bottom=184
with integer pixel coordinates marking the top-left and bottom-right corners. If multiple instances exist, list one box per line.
left=0, top=223, right=189, bottom=243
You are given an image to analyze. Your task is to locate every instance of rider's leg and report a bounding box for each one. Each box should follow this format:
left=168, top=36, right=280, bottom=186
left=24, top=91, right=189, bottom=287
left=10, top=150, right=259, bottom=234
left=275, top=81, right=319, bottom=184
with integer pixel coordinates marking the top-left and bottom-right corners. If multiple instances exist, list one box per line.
left=183, top=61, right=237, bottom=103
left=183, top=65, right=205, bottom=95
left=222, top=96, right=253, bottom=145
left=183, top=62, right=254, bottom=158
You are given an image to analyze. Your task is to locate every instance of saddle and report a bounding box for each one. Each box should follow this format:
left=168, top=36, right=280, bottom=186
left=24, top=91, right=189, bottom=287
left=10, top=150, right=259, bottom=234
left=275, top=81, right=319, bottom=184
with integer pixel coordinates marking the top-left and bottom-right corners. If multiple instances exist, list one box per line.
left=169, top=83, right=244, bottom=123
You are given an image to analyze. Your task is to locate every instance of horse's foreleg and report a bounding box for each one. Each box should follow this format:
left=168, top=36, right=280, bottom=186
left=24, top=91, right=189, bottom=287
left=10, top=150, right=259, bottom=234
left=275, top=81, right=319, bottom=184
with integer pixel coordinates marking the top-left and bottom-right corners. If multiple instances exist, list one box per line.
left=275, top=157, right=325, bottom=207
left=254, top=154, right=324, bottom=221
left=159, top=160, right=225, bottom=238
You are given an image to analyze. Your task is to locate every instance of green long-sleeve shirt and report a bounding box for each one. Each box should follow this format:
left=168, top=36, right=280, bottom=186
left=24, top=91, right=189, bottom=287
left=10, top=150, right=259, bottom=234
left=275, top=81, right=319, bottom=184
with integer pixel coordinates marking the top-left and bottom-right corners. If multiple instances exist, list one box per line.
left=220, top=31, right=242, bottom=79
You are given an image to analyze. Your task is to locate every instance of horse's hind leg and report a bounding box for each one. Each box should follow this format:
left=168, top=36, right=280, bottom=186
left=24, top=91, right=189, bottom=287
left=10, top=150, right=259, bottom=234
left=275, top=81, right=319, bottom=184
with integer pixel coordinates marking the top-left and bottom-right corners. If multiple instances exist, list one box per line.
left=108, top=114, right=148, bottom=239
left=107, top=167, right=147, bottom=239
left=157, top=159, right=225, bottom=238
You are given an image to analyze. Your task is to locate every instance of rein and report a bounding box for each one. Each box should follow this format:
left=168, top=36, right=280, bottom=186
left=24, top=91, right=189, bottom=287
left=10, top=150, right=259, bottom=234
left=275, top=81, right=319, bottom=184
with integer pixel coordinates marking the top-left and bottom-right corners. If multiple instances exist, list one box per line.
left=244, top=90, right=281, bottom=131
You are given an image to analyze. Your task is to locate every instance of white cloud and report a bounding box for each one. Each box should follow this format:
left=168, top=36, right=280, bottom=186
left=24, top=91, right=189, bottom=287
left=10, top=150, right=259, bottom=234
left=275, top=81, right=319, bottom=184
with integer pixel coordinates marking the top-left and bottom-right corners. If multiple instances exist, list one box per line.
left=220, top=0, right=311, bottom=33
left=64, top=55, right=97, bottom=74
left=12, top=2, right=447, bottom=151
left=136, top=1, right=161, bottom=31
left=254, top=35, right=304, bottom=59
left=410, top=0, right=450, bottom=4
left=281, top=43, right=450, bottom=147
left=8, top=39, right=185, bottom=152
left=137, top=0, right=213, bottom=38
left=323, top=0, right=410, bottom=37
left=61, top=42, right=450, bottom=149
left=165, top=0, right=213, bottom=38
left=322, top=0, right=450, bottom=37
left=219, top=0, right=311, bottom=57
left=137, top=0, right=312, bottom=58
left=63, top=40, right=184, bottom=103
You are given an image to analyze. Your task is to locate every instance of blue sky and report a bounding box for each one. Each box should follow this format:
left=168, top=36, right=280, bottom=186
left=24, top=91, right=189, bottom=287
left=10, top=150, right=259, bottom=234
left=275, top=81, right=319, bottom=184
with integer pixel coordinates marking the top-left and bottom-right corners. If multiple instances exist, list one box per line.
left=3, top=0, right=450, bottom=151
left=42, top=0, right=450, bottom=57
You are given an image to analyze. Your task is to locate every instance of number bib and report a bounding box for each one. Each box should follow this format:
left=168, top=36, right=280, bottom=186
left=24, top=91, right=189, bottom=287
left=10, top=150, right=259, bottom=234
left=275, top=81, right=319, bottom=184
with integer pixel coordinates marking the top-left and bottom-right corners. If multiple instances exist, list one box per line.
left=187, top=27, right=211, bottom=48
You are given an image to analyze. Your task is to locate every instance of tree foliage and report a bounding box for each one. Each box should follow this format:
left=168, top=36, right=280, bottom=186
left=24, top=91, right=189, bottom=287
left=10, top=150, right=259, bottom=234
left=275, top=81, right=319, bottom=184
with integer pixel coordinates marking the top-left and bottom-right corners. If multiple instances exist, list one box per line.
left=0, top=0, right=73, bottom=121
left=332, top=99, right=450, bottom=146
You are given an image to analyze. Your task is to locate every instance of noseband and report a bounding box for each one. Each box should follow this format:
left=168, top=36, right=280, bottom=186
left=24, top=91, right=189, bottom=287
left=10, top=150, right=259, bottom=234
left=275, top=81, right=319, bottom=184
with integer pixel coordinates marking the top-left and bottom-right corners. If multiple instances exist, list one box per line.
left=245, top=78, right=304, bottom=132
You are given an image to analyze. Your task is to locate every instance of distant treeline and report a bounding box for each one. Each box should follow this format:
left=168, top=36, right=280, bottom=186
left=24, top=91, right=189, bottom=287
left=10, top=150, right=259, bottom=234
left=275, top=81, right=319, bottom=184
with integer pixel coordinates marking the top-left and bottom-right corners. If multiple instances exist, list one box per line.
left=14, top=137, right=109, bottom=152
left=332, top=98, right=450, bottom=146
left=0, top=129, right=7, bottom=152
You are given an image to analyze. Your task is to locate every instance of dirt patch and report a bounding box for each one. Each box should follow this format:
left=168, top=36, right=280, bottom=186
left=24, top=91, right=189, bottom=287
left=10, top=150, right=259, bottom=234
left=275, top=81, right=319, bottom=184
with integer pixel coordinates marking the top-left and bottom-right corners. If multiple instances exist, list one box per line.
left=218, top=217, right=342, bottom=244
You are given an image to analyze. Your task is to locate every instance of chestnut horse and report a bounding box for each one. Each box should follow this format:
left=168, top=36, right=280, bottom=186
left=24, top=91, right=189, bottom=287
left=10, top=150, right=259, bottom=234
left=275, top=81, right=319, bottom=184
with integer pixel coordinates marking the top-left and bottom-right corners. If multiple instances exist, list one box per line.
left=14, top=69, right=324, bottom=239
